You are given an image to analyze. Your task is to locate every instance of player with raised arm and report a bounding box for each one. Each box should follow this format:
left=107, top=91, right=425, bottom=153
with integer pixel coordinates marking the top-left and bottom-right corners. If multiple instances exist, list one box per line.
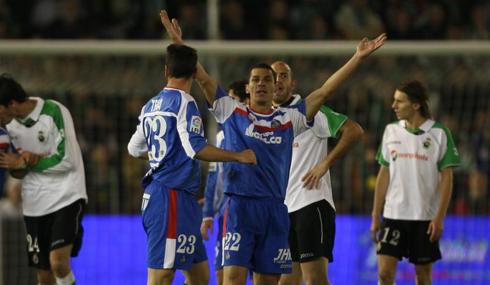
left=161, top=10, right=385, bottom=285
left=271, top=61, right=364, bottom=285
left=370, top=80, right=460, bottom=285
left=201, top=80, right=249, bottom=285
left=127, top=44, right=256, bottom=285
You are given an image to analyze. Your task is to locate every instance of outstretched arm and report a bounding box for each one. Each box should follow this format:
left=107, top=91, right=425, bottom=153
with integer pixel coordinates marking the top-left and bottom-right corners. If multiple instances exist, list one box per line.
left=160, top=10, right=218, bottom=105
left=302, top=119, right=364, bottom=189
left=304, top=34, right=386, bottom=121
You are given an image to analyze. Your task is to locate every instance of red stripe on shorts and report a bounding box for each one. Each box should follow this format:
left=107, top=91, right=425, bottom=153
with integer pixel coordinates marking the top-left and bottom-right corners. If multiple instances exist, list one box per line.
left=166, top=189, right=178, bottom=239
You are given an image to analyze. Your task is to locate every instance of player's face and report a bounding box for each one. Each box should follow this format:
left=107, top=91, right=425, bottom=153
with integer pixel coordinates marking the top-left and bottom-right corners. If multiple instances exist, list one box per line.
left=392, top=90, right=419, bottom=120
left=271, top=62, right=293, bottom=105
left=247, top=68, right=275, bottom=106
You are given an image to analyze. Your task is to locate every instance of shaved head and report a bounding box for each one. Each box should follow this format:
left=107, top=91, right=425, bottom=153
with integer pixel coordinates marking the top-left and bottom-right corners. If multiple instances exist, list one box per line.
left=271, top=61, right=295, bottom=106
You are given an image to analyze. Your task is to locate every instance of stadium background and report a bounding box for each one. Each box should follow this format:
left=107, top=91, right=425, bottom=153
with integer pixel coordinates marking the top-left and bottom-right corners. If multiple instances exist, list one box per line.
left=0, top=0, right=489, bottom=284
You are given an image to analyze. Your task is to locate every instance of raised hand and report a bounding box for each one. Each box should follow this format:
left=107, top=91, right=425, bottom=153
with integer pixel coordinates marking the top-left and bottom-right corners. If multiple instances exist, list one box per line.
left=356, top=33, right=387, bottom=59
left=160, top=10, right=184, bottom=45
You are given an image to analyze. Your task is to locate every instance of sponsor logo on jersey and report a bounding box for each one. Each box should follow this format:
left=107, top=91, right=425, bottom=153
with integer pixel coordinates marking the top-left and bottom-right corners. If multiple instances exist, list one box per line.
left=190, top=116, right=203, bottom=134
left=273, top=248, right=292, bottom=264
left=245, top=123, right=282, bottom=144
left=271, top=119, right=281, bottom=128
left=390, top=150, right=398, bottom=161
left=387, top=140, right=401, bottom=145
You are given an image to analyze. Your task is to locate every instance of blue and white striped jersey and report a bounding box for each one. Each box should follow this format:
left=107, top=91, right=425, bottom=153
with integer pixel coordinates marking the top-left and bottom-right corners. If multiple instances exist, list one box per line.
left=128, top=87, right=207, bottom=194
left=209, top=87, right=311, bottom=199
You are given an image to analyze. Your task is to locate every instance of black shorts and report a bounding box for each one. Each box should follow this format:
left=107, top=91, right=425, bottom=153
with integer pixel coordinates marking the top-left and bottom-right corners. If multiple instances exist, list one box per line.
left=24, top=199, right=86, bottom=270
left=376, top=218, right=441, bottom=265
left=288, top=199, right=335, bottom=263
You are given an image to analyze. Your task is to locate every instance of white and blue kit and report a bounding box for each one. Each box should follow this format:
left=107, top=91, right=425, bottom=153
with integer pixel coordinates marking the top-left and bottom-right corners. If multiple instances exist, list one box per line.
left=210, top=86, right=311, bottom=273
left=128, top=87, right=208, bottom=270
left=202, top=130, right=226, bottom=270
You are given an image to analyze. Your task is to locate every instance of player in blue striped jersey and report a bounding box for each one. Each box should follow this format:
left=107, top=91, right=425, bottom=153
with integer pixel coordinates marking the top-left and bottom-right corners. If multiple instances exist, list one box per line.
left=201, top=80, right=249, bottom=285
left=127, top=44, right=256, bottom=285
left=161, top=10, right=386, bottom=285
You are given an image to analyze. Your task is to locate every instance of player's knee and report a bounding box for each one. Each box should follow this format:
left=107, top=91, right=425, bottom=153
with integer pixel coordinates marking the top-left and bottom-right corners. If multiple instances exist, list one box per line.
left=303, top=271, right=328, bottom=285
left=378, top=267, right=396, bottom=285
left=50, top=259, right=71, bottom=278
left=414, top=267, right=432, bottom=285
left=153, top=270, right=174, bottom=285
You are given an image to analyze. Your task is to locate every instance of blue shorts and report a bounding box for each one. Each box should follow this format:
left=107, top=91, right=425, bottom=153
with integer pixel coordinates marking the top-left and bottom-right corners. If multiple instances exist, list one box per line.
left=222, top=195, right=291, bottom=274
left=142, top=182, right=207, bottom=270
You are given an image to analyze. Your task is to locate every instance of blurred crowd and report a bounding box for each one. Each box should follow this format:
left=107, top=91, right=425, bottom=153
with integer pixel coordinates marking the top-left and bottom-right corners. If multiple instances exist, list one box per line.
left=0, top=0, right=489, bottom=40
left=0, top=53, right=488, bottom=216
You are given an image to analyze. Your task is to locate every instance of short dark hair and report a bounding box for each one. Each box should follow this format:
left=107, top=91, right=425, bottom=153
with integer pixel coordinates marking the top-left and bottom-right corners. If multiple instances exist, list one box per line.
left=165, top=44, right=197, bottom=79
left=249, top=63, right=276, bottom=83
left=227, top=80, right=249, bottom=103
left=0, top=73, right=28, bottom=106
left=397, top=80, right=431, bottom=118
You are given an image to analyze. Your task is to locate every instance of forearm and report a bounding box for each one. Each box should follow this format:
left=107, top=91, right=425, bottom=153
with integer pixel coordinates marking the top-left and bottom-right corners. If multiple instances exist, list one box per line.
left=195, top=144, right=239, bottom=162
left=435, top=168, right=453, bottom=220
left=305, top=54, right=363, bottom=119
left=321, top=120, right=364, bottom=169
left=195, top=62, right=218, bottom=105
left=372, top=166, right=389, bottom=218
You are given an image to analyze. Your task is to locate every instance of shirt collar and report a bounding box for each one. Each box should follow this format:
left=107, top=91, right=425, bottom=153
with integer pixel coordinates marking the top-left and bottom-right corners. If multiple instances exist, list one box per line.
left=399, top=119, right=435, bottom=133
left=280, top=94, right=302, bottom=107
left=17, top=97, right=44, bottom=127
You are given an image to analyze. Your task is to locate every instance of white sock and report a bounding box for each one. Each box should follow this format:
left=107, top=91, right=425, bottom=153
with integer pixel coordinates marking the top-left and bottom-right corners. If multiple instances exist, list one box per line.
left=56, top=271, right=75, bottom=285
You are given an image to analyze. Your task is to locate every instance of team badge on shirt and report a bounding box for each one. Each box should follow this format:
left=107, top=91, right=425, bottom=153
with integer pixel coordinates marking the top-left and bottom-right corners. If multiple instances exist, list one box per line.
left=190, top=116, right=202, bottom=134
left=38, top=131, right=45, bottom=142
left=271, top=119, right=281, bottom=129
left=423, top=137, right=431, bottom=149
left=390, top=150, right=398, bottom=161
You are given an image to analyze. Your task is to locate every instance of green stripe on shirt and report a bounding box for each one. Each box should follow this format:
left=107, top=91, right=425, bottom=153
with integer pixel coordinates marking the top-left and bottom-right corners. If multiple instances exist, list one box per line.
left=31, top=100, right=66, bottom=172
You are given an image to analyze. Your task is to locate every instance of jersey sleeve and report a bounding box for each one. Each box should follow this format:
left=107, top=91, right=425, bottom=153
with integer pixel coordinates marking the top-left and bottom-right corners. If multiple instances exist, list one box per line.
left=31, top=101, right=75, bottom=173
left=209, top=86, right=238, bottom=124
left=437, top=126, right=461, bottom=170
left=311, top=105, right=348, bottom=139
left=177, top=97, right=207, bottom=159
left=376, top=126, right=390, bottom=167
left=286, top=101, right=312, bottom=137
left=127, top=106, right=148, bottom=158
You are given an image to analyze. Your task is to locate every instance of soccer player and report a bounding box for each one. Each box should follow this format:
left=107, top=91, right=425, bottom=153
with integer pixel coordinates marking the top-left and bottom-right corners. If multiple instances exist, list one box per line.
left=161, top=10, right=385, bottom=285
left=127, top=44, right=256, bottom=285
left=201, top=80, right=249, bottom=285
left=271, top=61, right=364, bottom=285
left=370, top=80, right=460, bottom=285
left=0, top=73, right=86, bottom=285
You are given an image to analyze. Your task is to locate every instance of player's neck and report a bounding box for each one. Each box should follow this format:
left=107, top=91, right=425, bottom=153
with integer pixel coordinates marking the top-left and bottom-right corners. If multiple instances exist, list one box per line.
left=405, top=114, right=427, bottom=129
left=166, top=78, right=192, bottom=94
left=249, top=101, right=273, bottom=114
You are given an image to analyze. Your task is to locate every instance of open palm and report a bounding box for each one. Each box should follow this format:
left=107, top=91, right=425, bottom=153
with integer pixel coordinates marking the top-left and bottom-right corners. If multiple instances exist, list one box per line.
left=356, top=33, right=387, bottom=59
left=160, top=10, right=184, bottom=45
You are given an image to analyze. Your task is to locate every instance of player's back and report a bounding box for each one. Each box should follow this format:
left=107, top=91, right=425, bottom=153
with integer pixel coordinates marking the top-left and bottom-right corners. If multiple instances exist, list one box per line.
left=140, top=87, right=207, bottom=194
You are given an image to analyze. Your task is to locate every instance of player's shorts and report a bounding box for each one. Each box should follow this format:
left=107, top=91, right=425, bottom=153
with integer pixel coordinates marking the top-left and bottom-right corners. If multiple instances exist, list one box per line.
left=214, top=209, right=225, bottom=270
left=24, top=199, right=86, bottom=270
left=288, top=199, right=335, bottom=263
left=222, top=195, right=291, bottom=274
left=376, top=218, right=442, bottom=264
left=142, top=182, right=207, bottom=270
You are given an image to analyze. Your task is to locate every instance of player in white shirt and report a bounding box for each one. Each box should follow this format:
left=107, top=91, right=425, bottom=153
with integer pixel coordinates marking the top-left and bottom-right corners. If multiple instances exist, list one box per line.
left=0, top=73, right=87, bottom=285
left=271, top=61, right=364, bottom=285
left=370, top=80, right=460, bottom=285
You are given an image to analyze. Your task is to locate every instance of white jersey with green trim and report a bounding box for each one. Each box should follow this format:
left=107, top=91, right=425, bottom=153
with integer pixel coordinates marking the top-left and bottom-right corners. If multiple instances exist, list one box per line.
left=7, top=97, right=87, bottom=216
left=285, top=95, right=348, bottom=213
left=376, top=119, right=460, bottom=220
